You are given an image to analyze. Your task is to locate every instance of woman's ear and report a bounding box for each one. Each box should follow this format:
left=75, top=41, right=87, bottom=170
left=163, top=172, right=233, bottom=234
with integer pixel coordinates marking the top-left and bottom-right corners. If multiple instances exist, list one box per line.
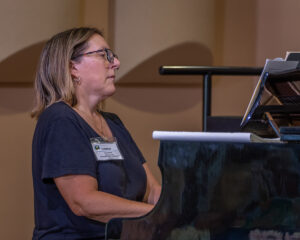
left=70, top=61, right=81, bottom=85
left=69, top=61, right=79, bottom=79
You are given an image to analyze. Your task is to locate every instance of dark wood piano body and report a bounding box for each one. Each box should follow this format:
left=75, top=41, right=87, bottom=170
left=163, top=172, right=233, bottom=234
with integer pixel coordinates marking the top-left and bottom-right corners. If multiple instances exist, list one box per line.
left=107, top=140, right=300, bottom=240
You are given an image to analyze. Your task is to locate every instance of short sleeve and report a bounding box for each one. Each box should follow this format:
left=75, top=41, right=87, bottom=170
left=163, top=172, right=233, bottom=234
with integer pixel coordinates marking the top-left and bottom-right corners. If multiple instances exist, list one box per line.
left=41, top=117, right=97, bottom=180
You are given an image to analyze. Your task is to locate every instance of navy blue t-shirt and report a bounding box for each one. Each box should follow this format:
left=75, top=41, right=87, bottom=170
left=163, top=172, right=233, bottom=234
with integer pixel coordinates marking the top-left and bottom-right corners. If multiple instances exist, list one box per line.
left=32, top=102, right=147, bottom=240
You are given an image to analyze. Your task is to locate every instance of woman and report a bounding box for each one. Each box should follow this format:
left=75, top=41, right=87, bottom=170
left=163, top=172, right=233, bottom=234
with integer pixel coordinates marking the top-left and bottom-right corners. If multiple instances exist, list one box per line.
left=31, top=27, right=161, bottom=240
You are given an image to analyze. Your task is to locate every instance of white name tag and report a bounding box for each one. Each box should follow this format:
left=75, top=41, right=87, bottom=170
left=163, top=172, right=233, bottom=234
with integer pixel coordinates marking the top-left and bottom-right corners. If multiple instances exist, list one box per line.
left=91, top=137, right=124, bottom=161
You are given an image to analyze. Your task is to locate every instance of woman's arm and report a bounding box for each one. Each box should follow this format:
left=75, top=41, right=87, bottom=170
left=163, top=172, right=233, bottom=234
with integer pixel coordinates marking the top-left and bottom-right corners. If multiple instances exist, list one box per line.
left=54, top=174, right=154, bottom=223
left=143, top=163, right=162, bottom=205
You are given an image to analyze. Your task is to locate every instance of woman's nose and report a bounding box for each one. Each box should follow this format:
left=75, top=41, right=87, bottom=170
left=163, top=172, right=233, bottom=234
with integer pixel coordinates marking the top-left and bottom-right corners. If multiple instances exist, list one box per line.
left=112, top=57, right=120, bottom=70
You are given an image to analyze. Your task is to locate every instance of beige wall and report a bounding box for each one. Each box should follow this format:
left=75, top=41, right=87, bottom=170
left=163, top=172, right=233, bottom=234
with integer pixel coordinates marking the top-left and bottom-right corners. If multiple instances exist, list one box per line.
left=212, top=0, right=257, bottom=116
left=0, top=0, right=81, bottom=62
left=0, top=87, right=36, bottom=239
left=112, top=0, right=216, bottom=80
left=1, top=0, right=300, bottom=239
left=256, top=0, right=300, bottom=65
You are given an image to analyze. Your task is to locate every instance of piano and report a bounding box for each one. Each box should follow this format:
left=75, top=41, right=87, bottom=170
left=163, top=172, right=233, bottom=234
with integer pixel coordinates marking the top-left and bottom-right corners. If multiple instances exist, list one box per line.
left=106, top=64, right=300, bottom=240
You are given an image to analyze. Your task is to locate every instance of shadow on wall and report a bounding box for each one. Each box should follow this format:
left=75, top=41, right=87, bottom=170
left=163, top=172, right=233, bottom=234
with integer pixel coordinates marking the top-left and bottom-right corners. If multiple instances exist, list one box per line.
left=0, top=41, right=45, bottom=114
left=0, top=41, right=213, bottom=114
left=112, top=42, right=213, bottom=113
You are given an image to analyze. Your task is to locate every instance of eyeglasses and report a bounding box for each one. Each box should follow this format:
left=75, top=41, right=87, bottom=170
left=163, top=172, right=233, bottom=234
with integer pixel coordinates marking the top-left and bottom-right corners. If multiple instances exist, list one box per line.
left=72, top=48, right=118, bottom=63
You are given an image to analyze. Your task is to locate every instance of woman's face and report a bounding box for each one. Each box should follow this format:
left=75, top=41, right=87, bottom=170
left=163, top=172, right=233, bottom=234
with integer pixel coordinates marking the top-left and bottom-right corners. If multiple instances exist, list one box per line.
left=71, top=34, right=120, bottom=101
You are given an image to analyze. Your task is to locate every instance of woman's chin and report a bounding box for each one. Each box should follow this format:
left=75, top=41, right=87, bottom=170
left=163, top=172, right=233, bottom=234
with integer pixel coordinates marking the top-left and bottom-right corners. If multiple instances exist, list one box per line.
left=105, top=85, right=116, bottom=98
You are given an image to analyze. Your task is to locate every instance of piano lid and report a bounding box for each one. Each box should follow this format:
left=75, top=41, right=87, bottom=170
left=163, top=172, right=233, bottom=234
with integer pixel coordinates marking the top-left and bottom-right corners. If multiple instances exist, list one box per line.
left=240, top=59, right=300, bottom=138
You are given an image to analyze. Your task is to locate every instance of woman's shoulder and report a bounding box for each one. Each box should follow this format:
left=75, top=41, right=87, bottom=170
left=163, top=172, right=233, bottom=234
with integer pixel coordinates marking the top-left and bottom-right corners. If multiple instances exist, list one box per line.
left=34, top=102, right=79, bottom=139
left=38, top=101, right=75, bottom=123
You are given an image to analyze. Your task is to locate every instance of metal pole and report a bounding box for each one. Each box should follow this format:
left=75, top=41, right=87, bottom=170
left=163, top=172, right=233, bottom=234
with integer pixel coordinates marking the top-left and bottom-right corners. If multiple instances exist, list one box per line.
left=203, top=73, right=211, bottom=131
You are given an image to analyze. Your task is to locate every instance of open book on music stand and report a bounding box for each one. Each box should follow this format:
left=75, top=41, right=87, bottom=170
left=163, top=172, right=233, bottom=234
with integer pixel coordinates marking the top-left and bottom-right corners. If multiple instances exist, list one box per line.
left=240, top=54, right=300, bottom=139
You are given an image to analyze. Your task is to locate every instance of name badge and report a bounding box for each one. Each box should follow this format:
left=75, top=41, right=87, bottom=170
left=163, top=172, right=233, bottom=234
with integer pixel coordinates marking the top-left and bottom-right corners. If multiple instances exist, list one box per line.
left=90, top=137, right=124, bottom=161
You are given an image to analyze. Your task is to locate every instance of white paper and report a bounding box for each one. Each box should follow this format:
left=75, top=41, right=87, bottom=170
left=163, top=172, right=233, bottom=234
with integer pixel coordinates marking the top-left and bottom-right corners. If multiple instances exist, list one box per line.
left=152, top=131, right=252, bottom=142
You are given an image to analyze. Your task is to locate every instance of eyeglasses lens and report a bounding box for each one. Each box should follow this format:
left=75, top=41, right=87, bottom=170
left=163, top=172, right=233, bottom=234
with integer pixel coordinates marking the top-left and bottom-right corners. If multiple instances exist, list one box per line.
left=105, top=49, right=118, bottom=63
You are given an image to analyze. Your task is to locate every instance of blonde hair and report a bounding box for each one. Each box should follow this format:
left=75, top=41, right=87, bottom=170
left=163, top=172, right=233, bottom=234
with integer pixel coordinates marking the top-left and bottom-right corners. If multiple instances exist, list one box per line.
left=31, top=27, right=103, bottom=119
